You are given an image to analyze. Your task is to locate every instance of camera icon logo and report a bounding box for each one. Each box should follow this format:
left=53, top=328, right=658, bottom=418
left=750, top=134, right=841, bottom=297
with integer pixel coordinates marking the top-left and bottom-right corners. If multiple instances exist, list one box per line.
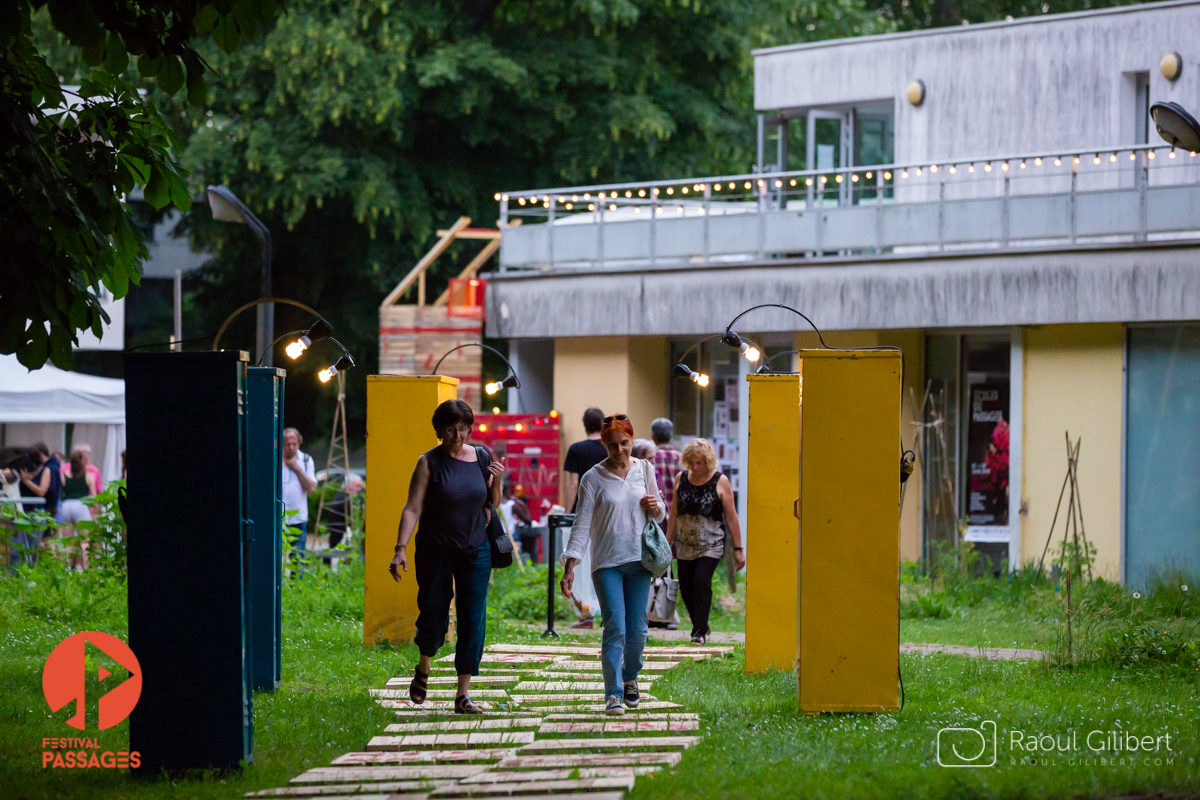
left=936, top=720, right=997, bottom=767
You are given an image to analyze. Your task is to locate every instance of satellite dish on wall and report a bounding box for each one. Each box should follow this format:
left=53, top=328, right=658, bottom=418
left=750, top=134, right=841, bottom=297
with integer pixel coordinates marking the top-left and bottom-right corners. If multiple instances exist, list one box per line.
left=1150, top=102, right=1200, bottom=153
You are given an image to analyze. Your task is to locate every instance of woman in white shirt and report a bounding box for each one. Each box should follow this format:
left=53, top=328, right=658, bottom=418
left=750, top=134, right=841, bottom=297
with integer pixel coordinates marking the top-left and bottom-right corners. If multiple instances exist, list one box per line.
left=561, top=414, right=665, bottom=715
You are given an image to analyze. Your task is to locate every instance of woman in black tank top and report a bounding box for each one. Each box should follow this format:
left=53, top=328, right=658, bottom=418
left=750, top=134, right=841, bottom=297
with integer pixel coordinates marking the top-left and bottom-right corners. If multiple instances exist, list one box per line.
left=665, top=438, right=745, bottom=645
left=389, top=400, right=505, bottom=713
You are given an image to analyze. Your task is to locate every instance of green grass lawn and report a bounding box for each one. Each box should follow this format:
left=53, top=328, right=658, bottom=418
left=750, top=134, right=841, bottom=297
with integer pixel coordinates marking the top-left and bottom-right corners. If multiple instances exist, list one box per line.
left=639, top=649, right=1200, bottom=800
left=2, top=543, right=1197, bottom=799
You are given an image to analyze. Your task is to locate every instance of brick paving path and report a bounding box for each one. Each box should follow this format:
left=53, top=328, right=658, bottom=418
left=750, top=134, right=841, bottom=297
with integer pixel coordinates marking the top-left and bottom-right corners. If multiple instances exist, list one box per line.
left=249, top=643, right=732, bottom=799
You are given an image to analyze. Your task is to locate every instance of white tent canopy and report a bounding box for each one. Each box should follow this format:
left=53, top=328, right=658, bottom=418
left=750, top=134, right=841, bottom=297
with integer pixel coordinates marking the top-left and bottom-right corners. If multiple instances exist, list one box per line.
left=0, top=355, right=126, bottom=482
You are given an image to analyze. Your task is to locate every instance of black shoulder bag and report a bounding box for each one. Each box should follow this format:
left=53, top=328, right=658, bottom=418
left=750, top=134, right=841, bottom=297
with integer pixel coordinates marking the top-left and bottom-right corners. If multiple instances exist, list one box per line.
left=476, top=447, right=514, bottom=569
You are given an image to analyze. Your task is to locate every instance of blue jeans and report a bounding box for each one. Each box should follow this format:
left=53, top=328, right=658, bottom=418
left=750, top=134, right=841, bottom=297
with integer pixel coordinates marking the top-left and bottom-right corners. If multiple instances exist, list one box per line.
left=291, top=521, right=307, bottom=551
left=8, top=529, right=40, bottom=571
left=414, top=543, right=492, bottom=675
left=592, top=560, right=653, bottom=699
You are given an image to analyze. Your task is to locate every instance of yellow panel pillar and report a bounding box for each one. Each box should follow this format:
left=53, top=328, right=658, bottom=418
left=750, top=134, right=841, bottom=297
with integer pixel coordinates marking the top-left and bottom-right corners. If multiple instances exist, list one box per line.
left=744, top=374, right=801, bottom=673
left=797, top=350, right=901, bottom=713
left=364, top=375, right=460, bottom=646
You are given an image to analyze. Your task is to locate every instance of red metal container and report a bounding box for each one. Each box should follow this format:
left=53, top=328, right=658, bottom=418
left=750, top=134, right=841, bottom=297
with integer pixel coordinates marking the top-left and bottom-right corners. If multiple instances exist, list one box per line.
left=472, top=411, right=562, bottom=523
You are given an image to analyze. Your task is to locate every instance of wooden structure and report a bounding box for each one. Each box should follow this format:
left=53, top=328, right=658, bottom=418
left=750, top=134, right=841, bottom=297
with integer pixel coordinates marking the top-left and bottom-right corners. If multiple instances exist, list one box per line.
left=378, top=217, right=514, bottom=410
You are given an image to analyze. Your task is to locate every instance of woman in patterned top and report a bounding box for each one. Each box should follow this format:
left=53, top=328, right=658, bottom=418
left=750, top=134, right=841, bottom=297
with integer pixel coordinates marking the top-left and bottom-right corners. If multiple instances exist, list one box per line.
left=665, top=438, right=745, bottom=645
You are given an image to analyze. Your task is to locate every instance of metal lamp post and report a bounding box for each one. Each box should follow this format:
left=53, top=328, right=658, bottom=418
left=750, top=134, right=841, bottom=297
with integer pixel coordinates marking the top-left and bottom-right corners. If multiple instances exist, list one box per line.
left=207, top=186, right=273, bottom=366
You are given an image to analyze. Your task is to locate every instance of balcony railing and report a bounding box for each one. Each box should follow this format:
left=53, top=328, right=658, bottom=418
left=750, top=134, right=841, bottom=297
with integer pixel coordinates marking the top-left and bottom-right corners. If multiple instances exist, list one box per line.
left=496, top=143, right=1200, bottom=271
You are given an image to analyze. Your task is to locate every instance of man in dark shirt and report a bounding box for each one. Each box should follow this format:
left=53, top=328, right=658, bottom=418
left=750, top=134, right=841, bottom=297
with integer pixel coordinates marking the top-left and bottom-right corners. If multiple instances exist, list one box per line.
left=563, top=407, right=607, bottom=512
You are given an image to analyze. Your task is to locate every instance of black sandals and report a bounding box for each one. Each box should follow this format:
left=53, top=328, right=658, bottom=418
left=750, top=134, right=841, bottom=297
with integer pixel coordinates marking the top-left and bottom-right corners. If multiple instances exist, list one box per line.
left=409, top=666, right=429, bottom=704
left=455, top=694, right=483, bottom=714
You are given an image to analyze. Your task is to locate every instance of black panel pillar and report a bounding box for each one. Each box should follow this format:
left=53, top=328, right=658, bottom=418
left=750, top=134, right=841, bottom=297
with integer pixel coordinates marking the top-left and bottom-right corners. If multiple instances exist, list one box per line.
left=126, top=351, right=252, bottom=772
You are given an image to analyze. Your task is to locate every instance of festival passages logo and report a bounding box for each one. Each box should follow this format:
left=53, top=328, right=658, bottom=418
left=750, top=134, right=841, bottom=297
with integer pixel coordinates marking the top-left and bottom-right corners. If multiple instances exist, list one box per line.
left=41, top=631, right=143, bottom=769
left=936, top=720, right=1178, bottom=769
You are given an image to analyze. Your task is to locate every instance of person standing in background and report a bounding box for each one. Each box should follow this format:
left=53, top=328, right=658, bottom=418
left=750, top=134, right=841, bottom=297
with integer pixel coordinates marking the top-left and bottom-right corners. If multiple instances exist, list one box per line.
left=562, top=407, right=607, bottom=627
left=665, top=438, right=745, bottom=646
left=281, top=428, right=318, bottom=550
left=58, top=450, right=97, bottom=569
left=631, top=439, right=656, bottom=460
left=65, top=443, right=103, bottom=495
left=326, top=473, right=364, bottom=549
left=650, top=418, right=681, bottom=511
left=21, top=443, right=61, bottom=520
left=563, top=408, right=607, bottom=513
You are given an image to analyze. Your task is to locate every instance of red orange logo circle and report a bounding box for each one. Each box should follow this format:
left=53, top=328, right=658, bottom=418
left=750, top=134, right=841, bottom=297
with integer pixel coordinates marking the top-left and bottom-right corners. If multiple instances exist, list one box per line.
left=43, top=632, right=142, bottom=730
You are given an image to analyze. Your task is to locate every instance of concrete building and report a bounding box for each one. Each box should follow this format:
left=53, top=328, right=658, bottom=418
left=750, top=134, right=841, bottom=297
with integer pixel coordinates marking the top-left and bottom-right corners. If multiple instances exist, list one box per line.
left=489, top=0, right=1200, bottom=586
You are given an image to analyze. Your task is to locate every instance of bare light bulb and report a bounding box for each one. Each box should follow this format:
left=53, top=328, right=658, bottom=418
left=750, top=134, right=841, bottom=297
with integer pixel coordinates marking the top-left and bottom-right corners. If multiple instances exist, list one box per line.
left=318, top=368, right=333, bottom=383
left=485, top=381, right=501, bottom=396
left=694, top=373, right=710, bottom=387
left=285, top=339, right=308, bottom=360
left=739, top=343, right=761, bottom=363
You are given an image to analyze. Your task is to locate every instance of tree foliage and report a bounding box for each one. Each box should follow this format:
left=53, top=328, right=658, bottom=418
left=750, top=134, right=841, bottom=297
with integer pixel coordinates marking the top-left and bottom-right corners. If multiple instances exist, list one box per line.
left=1, top=0, right=281, bottom=369
left=175, top=0, right=891, bottom=442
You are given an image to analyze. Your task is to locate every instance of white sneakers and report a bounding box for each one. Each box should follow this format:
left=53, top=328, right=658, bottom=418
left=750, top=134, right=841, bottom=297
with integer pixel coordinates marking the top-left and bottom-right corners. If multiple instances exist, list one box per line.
left=605, top=695, right=625, bottom=715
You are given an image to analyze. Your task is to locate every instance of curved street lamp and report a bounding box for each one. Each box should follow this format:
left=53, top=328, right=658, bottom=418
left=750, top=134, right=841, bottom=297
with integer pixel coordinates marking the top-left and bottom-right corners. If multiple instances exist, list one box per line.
left=207, top=186, right=273, bottom=365
left=672, top=332, right=764, bottom=388
left=431, top=343, right=521, bottom=397
left=213, top=297, right=353, bottom=384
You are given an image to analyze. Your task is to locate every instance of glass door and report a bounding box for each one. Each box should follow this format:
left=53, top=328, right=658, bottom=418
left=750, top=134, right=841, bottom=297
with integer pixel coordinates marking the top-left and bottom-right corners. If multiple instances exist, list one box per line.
left=806, top=110, right=851, bottom=207
left=1125, top=325, right=1200, bottom=587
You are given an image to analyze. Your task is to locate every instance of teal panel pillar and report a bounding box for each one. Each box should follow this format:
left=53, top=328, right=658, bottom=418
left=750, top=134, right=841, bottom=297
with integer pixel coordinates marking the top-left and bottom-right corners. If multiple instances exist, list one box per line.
left=246, top=367, right=285, bottom=691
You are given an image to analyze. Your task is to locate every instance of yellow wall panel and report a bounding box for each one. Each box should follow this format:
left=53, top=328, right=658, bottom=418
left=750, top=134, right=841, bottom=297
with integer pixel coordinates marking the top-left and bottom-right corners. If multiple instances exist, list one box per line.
left=795, top=330, right=924, bottom=564
left=626, top=336, right=670, bottom=440
left=1020, top=324, right=1124, bottom=580
left=744, top=375, right=801, bottom=672
left=798, top=350, right=901, bottom=713
left=553, top=337, right=631, bottom=447
left=364, top=375, right=460, bottom=646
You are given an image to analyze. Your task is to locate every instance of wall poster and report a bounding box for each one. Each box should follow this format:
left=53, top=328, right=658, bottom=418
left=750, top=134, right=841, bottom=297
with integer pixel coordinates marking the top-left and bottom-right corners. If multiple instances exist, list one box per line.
left=966, top=381, right=1010, bottom=526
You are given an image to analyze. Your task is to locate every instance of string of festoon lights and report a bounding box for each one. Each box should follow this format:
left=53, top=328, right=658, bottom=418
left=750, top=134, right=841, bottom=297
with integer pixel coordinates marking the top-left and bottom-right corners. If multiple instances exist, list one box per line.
left=492, top=141, right=1198, bottom=209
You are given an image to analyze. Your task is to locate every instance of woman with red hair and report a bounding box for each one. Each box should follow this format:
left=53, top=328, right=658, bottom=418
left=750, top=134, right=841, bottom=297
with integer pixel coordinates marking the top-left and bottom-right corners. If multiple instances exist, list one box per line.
left=561, top=414, right=665, bottom=715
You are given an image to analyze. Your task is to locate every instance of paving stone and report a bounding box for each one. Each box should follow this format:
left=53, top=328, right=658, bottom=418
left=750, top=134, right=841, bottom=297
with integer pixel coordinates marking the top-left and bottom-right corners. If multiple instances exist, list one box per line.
left=518, top=736, right=699, bottom=752
left=247, top=780, right=449, bottom=796
left=537, top=720, right=699, bottom=734
left=449, top=653, right=561, bottom=663
left=486, top=645, right=600, bottom=656
left=430, top=776, right=634, bottom=796
left=331, top=749, right=516, bottom=766
left=392, top=711, right=541, bottom=719
left=534, top=661, right=678, bottom=671
left=372, top=689, right=510, bottom=700
left=512, top=682, right=608, bottom=692
left=508, top=693, right=658, bottom=704
left=531, top=672, right=659, bottom=681
left=458, top=768, right=655, bottom=783
left=387, top=676, right=518, bottom=687
left=542, top=713, right=697, bottom=722
left=367, top=732, right=535, bottom=751
left=495, top=753, right=682, bottom=769
left=432, top=796, right=624, bottom=800
left=519, top=701, right=681, bottom=713
left=384, top=719, right=542, bottom=734
left=251, top=794, right=423, bottom=800
left=292, top=765, right=489, bottom=782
